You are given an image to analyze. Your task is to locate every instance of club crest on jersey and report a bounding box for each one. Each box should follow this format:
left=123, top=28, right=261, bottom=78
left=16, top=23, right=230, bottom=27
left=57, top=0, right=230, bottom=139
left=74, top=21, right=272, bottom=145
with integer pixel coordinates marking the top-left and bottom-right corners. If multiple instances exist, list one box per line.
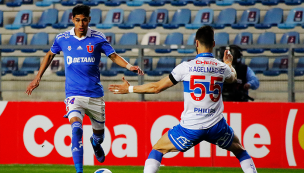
left=68, top=46, right=72, bottom=51
left=86, top=45, right=94, bottom=53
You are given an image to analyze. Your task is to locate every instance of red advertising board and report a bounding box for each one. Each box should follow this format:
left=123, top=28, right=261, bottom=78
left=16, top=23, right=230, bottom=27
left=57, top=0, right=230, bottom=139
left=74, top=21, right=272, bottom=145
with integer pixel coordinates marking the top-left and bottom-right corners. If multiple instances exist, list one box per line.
left=0, top=101, right=303, bottom=168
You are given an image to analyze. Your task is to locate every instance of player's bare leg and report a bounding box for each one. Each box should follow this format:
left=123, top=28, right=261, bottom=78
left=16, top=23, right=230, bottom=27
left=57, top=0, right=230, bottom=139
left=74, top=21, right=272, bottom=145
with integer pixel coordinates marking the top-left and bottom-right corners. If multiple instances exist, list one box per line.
left=93, top=129, right=104, bottom=134
left=70, top=117, right=82, bottom=124
left=227, top=135, right=257, bottom=173
left=144, top=132, right=178, bottom=173
left=227, top=134, right=245, bottom=155
left=152, top=132, right=179, bottom=154
left=70, top=117, right=84, bottom=173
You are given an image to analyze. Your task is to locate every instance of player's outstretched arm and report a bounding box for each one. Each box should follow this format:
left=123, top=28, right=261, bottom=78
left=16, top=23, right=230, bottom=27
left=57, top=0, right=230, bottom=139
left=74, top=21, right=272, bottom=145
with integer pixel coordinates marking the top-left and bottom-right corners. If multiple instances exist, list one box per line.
left=223, top=50, right=237, bottom=83
left=25, top=51, right=56, bottom=95
left=109, top=76, right=174, bottom=94
left=108, top=53, right=144, bottom=75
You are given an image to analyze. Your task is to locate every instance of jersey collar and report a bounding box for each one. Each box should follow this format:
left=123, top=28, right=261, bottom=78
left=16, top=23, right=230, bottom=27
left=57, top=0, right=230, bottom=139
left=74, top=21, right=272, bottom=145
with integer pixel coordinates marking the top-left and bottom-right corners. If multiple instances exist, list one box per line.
left=195, top=53, right=214, bottom=59
left=70, top=27, right=92, bottom=41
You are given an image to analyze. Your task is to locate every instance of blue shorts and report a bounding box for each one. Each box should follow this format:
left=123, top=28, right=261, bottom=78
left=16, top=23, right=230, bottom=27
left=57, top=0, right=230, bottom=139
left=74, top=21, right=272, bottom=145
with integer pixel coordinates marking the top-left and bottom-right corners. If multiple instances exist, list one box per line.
left=168, top=118, right=234, bottom=152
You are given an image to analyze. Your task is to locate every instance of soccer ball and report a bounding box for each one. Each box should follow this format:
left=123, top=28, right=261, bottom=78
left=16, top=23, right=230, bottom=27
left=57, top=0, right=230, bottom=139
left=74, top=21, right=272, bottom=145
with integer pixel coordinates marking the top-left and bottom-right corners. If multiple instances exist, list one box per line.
left=94, top=168, right=112, bottom=173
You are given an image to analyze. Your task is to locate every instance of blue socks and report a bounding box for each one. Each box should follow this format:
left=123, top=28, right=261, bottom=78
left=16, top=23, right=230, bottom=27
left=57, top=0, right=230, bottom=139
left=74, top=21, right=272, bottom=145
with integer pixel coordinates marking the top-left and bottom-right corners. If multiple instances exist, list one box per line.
left=236, top=150, right=251, bottom=162
left=71, top=122, right=83, bottom=173
left=92, top=133, right=104, bottom=145
left=148, top=149, right=163, bottom=162
left=144, top=149, right=164, bottom=173
left=91, top=132, right=106, bottom=163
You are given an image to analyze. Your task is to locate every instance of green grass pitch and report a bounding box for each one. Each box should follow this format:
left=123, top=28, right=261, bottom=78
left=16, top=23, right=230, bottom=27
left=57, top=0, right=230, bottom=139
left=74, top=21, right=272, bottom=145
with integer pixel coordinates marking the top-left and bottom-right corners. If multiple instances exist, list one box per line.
left=0, top=164, right=303, bottom=173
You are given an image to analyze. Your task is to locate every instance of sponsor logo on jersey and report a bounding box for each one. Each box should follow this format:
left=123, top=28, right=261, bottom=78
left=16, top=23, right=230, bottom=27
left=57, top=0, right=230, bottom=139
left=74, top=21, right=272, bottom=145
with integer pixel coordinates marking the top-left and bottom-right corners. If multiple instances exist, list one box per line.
left=67, top=56, right=96, bottom=65
left=196, top=60, right=218, bottom=66
left=77, top=46, right=83, bottom=50
left=68, top=46, right=72, bottom=51
left=194, top=108, right=215, bottom=114
left=87, top=45, right=94, bottom=53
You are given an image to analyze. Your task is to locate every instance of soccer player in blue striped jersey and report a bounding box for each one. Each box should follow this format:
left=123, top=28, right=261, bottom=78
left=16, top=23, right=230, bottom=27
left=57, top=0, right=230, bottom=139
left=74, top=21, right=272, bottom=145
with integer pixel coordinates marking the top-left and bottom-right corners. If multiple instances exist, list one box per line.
left=109, top=26, right=258, bottom=173
left=26, top=5, right=143, bottom=173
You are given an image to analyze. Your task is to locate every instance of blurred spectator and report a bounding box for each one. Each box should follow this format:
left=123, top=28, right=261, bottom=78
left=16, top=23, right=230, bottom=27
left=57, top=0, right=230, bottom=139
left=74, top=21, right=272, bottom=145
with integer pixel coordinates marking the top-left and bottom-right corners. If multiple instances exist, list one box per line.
left=219, top=45, right=259, bottom=101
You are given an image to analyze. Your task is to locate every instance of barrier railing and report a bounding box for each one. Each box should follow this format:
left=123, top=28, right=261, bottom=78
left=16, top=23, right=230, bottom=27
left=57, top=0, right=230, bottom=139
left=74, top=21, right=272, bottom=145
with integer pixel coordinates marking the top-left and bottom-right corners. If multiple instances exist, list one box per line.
left=0, top=44, right=302, bottom=102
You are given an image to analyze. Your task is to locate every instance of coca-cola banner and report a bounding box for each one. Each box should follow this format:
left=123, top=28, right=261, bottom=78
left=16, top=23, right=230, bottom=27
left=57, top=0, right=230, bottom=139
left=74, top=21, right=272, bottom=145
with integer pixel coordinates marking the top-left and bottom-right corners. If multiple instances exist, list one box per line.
left=0, top=102, right=303, bottom=168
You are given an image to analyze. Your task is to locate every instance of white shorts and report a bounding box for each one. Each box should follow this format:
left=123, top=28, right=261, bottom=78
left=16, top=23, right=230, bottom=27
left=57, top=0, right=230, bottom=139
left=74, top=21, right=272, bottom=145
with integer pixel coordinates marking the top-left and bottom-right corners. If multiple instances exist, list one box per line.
left=64, top=96, right=105, bottom=130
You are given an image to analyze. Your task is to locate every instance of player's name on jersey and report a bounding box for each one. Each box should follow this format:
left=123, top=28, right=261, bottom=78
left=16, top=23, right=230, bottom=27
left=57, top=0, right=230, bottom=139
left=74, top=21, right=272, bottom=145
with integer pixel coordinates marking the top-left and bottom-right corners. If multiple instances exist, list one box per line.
left=67, top=56, right=96, bottom=65
left=189, top=66, right=225, bottom=74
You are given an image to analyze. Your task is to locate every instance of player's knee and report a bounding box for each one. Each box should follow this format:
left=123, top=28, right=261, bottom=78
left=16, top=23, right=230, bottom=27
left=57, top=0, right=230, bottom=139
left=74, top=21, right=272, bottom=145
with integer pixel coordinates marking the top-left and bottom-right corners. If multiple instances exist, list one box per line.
left=69, top=111, right=83, bottom=123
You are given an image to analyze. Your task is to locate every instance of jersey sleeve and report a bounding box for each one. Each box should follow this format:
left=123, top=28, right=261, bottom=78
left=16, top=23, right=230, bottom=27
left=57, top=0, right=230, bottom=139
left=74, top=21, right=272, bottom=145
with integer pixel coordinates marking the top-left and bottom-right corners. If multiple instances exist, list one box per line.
left=50, top=36, right=62, bottom=54
left=100, top=41, right=115, bottom=57
left=224, top=64, right=232, bottom=79
left=171, top=63, right=187, bottom=82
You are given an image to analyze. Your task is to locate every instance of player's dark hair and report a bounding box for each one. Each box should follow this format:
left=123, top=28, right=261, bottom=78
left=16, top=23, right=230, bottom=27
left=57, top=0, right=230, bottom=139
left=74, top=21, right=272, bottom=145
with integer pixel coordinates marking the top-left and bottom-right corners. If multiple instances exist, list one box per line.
left=195, top=26, right=214, bottom=49
left=72, top=5, right=90, bottom=17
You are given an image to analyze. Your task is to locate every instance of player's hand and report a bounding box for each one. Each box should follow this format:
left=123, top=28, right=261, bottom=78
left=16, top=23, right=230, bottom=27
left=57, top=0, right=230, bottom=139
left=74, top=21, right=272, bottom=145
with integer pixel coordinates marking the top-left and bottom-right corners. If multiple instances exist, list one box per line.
left=244, top=83, right=251, bottom=90
left=130, top=66, right=144, bottom=75
left=25, top=77, right=40, bottom=95
left=223, top=50, right=233, bottom=66
left=108, top=77, right=130, bottom=94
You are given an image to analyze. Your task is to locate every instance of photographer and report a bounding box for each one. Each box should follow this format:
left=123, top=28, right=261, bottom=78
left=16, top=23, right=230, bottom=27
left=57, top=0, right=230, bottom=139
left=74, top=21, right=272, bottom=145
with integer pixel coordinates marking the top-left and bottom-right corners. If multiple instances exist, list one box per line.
left=219, top=45, right=259, bottom=102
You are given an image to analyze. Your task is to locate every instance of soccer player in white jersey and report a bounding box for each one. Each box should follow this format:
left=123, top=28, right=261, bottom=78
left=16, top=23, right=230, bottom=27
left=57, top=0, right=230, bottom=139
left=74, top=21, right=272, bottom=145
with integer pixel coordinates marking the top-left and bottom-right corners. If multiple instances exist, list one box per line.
left=25, top=5, right=143, bottom=173
left=109, top=26, right=258, bottom=173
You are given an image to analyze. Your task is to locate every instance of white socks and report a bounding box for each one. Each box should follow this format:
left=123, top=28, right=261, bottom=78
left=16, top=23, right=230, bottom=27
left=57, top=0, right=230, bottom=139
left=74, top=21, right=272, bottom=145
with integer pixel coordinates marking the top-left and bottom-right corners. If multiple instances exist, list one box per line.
left=143, top=149, right=163, bottom=173
left=240, top=158, right=258, bottom=173
left=144, top=149, right=257, bottom=173
left=144, top=158, right=161, bottom=173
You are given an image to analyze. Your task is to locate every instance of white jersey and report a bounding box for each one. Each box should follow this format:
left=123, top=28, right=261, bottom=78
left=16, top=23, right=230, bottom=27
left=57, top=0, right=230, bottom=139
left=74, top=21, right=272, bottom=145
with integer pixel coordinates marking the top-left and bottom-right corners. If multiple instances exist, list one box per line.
left=171, top=53, right=232, bottom=130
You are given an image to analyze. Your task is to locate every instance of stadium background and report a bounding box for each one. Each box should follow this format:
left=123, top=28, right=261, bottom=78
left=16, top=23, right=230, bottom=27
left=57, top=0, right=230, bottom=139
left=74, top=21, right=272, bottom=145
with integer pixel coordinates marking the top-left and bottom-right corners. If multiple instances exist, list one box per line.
left=0, top=0, right=303, bottom=171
